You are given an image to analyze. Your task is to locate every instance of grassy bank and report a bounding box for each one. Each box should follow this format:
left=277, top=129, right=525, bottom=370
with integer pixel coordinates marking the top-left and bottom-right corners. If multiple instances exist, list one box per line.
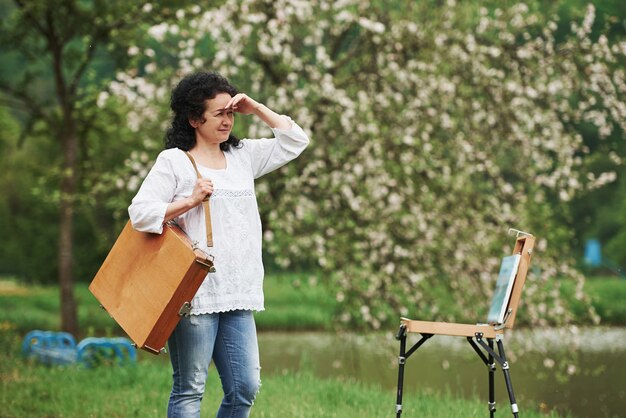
left=1, top=274, right=624, bottom=337
left=569, top=276, right=626, bottom=325
left=0, top=272, right=336, bottom=336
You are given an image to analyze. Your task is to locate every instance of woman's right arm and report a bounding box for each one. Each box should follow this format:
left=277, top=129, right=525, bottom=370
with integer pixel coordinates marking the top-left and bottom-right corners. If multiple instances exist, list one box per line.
left=128, top=153, right=176, bottom=234
left=129, top=152, right=213, bottom=233
left=162, top=178, right=213, bottom=223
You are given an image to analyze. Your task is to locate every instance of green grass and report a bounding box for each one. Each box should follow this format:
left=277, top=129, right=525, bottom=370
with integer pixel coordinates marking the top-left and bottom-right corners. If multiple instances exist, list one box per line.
left=0, top=275, right=578, bottom=417
left=0, top=328, right=568, bottom=418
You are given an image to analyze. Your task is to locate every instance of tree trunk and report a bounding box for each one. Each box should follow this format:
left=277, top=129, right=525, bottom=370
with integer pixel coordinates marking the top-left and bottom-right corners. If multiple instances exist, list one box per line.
left=47, top=16, right=80, bottom=335
left=59, top=124, right=79, bottom=335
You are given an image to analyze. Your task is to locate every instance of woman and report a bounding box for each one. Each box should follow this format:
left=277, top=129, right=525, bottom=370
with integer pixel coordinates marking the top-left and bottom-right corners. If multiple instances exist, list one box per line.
left=128, top=71, right=309, bottom=418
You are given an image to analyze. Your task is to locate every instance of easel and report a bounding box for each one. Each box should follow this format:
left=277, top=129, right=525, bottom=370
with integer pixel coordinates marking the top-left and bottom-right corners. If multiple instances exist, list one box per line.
left=395, top=230, right=535, bottom=417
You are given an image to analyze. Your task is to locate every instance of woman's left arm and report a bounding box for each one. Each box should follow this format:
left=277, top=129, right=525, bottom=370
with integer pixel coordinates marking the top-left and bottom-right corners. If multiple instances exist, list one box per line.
left=227, top=93, right=310, bottom=178
left=226, top=93, right=292, bottom=130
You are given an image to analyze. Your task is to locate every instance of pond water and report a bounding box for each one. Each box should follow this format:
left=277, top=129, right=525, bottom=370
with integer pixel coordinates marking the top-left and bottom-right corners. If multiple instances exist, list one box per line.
left=257, top=327, right=626, bottom=418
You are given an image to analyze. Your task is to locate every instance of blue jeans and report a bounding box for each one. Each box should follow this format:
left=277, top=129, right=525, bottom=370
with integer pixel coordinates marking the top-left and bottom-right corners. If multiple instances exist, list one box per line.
left=167, top=310, right=261, bottom=418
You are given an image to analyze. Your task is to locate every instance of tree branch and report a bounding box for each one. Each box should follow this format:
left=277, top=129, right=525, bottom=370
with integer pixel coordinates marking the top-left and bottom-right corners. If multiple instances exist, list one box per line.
left=69, top=2, right=157, bottom=97
left=0, top=81, right=53, bottom=126
left=14, top=0, right=50, bottom=39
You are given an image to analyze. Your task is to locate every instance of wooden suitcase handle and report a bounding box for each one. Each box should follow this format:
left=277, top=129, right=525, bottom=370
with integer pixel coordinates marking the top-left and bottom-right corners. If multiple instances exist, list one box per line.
left=184, top=151, right=214, bottom=247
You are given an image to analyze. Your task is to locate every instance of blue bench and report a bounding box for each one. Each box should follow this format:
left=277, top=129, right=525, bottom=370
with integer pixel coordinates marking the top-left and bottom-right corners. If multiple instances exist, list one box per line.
left=77, top=337, right=137, bottom=367
left=22, top=330, right=77, bottom=365
left=22, top=330, right=136, bottom=367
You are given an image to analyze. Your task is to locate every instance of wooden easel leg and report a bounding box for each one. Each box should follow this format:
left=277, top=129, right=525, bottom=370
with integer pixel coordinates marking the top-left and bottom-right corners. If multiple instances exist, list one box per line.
left=488, top=338, right=496, bottom=417
left=395, top=325, right=407, bottom=418
left=496, top=335, right=519, bottom=417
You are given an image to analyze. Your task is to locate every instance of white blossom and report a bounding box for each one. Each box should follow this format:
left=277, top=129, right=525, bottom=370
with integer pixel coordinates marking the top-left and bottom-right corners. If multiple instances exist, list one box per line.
left=148, top=23, right=169, bottom=41
left=104, top=0, right=619, bottom=330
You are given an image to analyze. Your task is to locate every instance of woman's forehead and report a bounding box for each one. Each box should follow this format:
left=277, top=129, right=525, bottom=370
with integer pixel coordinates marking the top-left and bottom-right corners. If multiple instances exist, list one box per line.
left=205, top=92, right=233, bottom=111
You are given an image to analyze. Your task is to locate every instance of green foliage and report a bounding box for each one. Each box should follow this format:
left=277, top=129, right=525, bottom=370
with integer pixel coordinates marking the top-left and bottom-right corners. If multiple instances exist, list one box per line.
left=586, top=277, right=626, bottom=324
left=0, top=107, right=59, bottom=280
left=0, top=98, right=142, bottom=282
left=564, top=276, right=626, bottom=325
left=598, top=178, right=626, bottom=269
left=0, top=0, right=206, bottom=284
left=561, top=0, right=626, bottom=268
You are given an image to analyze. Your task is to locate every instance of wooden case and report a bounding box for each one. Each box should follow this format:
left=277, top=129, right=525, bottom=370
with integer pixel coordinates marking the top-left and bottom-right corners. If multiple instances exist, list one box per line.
left=89, top=221, right=214, bottom=354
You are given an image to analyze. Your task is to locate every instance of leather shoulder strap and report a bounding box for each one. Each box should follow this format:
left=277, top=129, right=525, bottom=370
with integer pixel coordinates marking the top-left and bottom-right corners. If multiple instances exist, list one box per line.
left=184, top=151, right=214, bottom=247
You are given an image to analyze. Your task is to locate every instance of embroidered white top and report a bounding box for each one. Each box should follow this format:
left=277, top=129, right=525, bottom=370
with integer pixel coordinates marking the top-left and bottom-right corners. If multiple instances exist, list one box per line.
left=128, top=118, right=309, bottom=314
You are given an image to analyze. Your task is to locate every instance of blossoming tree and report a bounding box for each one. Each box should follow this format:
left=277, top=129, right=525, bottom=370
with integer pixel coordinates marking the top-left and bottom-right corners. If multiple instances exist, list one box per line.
left=105, top=0, right=625, bottom=329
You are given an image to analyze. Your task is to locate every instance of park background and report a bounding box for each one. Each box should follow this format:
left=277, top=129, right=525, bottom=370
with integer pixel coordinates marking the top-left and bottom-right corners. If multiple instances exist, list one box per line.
left=0, top=0, right=625, bottom=417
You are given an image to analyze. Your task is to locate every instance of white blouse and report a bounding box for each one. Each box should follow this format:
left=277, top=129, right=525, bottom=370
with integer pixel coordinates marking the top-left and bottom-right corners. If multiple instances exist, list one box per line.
left=128, top=118, right=309, bottom=314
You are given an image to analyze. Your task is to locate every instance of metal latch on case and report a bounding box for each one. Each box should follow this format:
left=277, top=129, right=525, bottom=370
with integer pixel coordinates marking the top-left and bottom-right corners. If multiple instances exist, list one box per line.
left=178, top=302, right=192, bottom=317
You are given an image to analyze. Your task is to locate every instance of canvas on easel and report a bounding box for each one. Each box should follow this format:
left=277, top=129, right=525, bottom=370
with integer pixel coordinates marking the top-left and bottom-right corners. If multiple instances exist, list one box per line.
left=487, top=254, right=521, bottom=325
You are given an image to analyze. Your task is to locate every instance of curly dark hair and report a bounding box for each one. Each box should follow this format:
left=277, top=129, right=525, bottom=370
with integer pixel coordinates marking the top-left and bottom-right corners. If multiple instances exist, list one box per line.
left=164, top=71, right=241, bottom=151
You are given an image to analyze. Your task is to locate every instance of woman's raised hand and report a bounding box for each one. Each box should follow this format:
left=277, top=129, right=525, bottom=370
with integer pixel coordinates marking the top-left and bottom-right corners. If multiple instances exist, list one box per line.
left=226, top=93, right=291, bottom=130
left=225, top=93, right=261, bottom=115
